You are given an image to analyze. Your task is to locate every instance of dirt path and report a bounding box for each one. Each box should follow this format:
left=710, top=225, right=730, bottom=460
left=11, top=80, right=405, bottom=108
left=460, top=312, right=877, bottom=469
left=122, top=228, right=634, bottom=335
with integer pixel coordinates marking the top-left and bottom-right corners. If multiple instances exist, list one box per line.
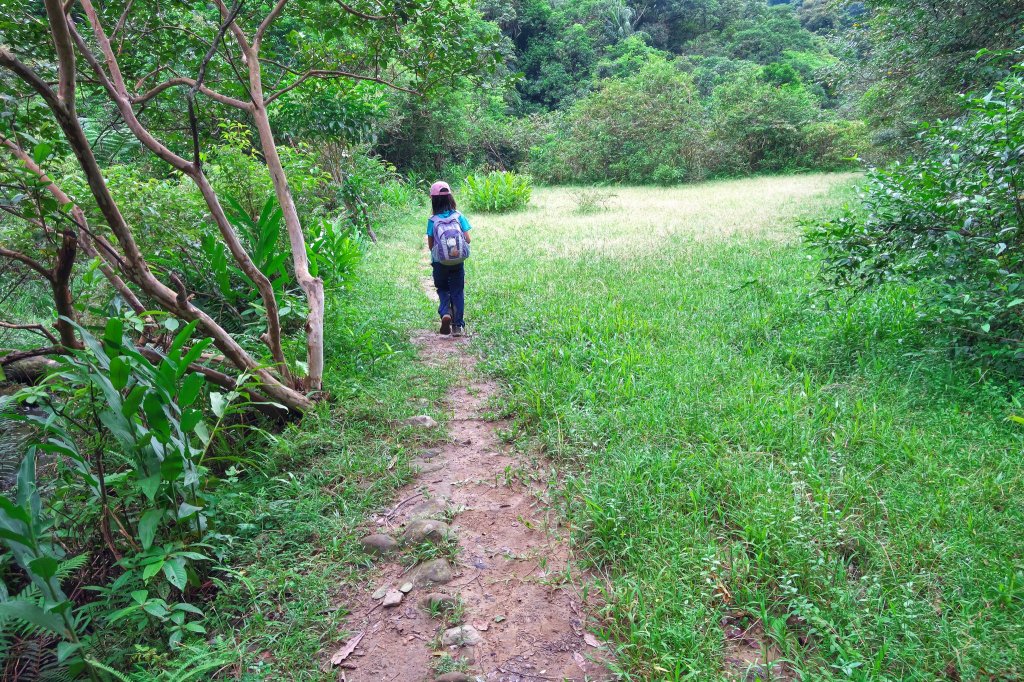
left=324, top=285, right=614, bottom=682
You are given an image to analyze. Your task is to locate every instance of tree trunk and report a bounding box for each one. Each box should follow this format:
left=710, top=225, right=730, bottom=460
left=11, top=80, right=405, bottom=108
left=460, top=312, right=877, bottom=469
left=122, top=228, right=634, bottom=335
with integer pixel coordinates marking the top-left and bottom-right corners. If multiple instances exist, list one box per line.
left=248, top=59, right=326, bottom=391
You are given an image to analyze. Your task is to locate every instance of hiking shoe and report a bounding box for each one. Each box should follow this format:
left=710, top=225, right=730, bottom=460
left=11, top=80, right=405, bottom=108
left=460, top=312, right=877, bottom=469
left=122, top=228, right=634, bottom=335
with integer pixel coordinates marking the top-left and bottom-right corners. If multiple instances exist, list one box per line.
left=439, top=314, right=452, bottom=335
left=452, top=325, right=466, bottom=337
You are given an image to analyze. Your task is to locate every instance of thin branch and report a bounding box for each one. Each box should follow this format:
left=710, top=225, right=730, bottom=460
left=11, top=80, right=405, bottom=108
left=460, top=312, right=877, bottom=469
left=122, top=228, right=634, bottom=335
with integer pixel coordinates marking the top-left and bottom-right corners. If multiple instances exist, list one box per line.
left=211, top=0, right=252, bottom=51
left=0, top=246, right=53, bottom=281
left=0, top=321, right=59, bottom=344
left=264, top=68, right=418, bottom=104
left=111, top=0, right=135, bottom=39
left=132, top=77, right=251, bottom=109
left=335, top=0, right=387, bottom=21
left=255, top=0, right=288, bottom=45
left=0, top=346, right=66, bottom=366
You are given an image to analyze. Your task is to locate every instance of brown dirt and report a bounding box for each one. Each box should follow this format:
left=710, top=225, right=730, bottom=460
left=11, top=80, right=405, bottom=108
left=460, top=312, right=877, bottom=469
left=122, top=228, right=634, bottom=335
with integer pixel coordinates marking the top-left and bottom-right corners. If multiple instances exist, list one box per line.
left=323, top=283, right=615, bottom=681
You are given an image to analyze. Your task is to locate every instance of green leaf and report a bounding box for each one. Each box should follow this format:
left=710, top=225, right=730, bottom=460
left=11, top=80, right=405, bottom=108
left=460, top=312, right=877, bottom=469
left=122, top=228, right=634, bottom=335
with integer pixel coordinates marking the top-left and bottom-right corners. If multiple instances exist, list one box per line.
left=103, top=317, right=124, bottom=350
left=32, top=142, right=53, bottom=165
left=138, top=473, right=161, bottom=501
left=142, top=600, right=170, bottom=618
left=28, top=555, right=60, bottom=581
left=122, top=385, right=147, bottom=418
left=142, top=559, right=165, bottom=582
left=162, top=558, right=187, bottom=591
left=177, top=502, right=202, bottom=520
left=210, top=392, right=227, bottom=419
left=0, top=600, right=66, bottom=637
left=178, top=373, right=205, bottom=408
left=180, top=408, right=203, bottom=433
left=56, top=641, right=82, bottom=663
left=138, top=509, right=163, bottom=550
left=143, top=392, right=171, bottom=439
left=131, top=589, right=148, bottom=604
left=109, top=356, right=130, bottom=391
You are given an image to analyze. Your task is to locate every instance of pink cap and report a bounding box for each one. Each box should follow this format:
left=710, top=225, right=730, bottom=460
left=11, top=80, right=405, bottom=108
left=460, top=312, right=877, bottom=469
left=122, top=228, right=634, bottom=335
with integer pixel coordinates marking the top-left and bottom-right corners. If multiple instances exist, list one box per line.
left=429, top=181, right=452, bottom=197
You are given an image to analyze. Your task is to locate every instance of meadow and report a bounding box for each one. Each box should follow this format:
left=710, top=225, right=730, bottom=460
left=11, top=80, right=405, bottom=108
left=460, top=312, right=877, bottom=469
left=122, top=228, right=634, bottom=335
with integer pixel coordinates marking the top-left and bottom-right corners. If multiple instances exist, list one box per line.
left=434, top=176, right=1024, bottom=680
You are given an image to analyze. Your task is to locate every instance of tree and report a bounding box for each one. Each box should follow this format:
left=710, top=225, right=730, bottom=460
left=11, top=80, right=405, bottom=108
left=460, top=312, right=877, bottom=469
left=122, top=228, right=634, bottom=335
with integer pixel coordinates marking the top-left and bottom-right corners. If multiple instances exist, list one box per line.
left=0, top=0, right=499, bottom=411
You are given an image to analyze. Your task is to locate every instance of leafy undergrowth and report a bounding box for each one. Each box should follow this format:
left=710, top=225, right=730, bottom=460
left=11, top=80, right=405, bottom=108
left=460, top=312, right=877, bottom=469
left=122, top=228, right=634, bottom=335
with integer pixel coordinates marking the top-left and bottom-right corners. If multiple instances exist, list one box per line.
left=465, top=178, right=1024, bottom=680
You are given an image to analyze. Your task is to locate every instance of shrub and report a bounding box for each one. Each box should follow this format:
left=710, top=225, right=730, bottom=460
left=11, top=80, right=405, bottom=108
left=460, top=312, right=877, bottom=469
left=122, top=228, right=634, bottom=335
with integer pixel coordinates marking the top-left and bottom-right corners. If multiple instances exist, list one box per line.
left=807, top=64, right=1024, bottom=366
left=529, top=57, right=707, bottom=184
left=462, top=171, right=533, bottom=213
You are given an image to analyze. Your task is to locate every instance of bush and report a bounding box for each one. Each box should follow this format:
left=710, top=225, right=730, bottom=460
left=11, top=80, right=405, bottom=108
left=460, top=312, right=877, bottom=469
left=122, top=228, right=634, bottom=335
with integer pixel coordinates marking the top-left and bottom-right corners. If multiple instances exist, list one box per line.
left=808, top=64, right=1024, bottom=366
left=462, top=171, right=533, bottom=213
left=529, top=57, right=707, bottom=184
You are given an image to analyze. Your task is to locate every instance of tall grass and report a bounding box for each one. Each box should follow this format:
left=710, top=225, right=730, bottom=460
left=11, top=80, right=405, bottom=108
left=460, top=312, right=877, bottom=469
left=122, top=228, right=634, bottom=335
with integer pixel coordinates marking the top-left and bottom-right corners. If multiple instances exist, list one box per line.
left=458, top=177, right=1024, bottom=680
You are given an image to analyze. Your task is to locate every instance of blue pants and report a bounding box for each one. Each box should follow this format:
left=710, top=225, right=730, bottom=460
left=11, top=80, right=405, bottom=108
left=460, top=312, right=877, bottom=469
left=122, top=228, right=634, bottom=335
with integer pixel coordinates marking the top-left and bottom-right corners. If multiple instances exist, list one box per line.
left=432, top=262, right=465, bottom=326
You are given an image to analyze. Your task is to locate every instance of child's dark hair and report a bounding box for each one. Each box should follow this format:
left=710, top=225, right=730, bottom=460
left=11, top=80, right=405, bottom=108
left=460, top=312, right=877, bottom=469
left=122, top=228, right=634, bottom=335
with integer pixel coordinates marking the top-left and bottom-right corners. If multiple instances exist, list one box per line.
left=431, top=194, right=456, bottom=215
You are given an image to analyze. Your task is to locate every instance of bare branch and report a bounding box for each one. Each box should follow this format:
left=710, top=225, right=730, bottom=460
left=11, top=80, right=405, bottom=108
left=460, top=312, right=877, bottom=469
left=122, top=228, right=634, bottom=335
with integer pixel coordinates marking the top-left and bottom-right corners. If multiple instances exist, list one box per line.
left=132, top=77, right=251, bottom=109
left=255, top=0, right=288, bottom=45
left=0, top=321, right=59, bottom=344
left=335, top=0, right=387, bottom=22
left=0, top=246, right=53, bottom=281
left=211, top=0, right=252, bottom=51
left=265, top=68, right=418, bottom=104
left=0, top=346, right=66, bottom=366
left=111, top=0, right=135, bottom=39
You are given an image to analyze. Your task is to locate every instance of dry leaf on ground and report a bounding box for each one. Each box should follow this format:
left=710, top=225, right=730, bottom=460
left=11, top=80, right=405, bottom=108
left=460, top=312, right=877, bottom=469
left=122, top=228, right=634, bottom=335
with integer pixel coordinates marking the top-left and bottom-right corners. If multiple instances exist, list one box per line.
left=330, top=631, right=365, bottom=665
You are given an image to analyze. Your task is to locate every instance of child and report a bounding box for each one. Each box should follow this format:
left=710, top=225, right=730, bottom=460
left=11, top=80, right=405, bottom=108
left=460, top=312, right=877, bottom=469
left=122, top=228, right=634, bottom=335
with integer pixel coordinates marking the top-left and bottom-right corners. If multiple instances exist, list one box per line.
left=426, top=181, right=472, bottom=337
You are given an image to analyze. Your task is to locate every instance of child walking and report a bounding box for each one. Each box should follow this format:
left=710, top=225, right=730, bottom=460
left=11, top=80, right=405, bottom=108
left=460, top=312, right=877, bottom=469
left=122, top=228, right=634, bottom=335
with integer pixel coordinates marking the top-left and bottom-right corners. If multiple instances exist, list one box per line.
left=427, top=181, right=472, bottom=337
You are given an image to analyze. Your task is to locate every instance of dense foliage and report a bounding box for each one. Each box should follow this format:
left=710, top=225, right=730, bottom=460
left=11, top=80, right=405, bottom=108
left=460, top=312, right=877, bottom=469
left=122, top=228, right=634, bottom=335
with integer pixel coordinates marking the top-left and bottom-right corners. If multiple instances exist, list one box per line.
left=462, top=171, right=533, bottom=212
left=810, top=61, right=1024, bottom=367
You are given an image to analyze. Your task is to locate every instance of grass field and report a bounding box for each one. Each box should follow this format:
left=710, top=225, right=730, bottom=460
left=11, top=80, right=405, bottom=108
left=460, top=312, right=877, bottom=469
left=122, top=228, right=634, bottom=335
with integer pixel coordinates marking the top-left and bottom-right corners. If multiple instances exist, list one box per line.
left=448, top=177, right=1024, bottom=680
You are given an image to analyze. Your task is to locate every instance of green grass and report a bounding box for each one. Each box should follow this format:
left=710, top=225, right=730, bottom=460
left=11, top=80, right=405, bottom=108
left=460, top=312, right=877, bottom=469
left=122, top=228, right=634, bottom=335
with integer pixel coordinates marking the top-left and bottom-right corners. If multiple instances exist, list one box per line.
left=447, top=177, right=1024, bottom=680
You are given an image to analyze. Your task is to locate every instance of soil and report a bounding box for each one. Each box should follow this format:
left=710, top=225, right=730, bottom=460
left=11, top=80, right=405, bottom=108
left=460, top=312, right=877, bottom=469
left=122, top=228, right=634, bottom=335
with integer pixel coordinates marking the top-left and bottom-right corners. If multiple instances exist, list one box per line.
left=323, top=286, right=614, bottom=681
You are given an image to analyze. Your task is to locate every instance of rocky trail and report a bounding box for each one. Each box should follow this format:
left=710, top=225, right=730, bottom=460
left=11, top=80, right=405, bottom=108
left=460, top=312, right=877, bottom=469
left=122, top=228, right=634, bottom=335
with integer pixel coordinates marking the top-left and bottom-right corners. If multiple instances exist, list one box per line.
left=322, top=294, right=614, bottom=681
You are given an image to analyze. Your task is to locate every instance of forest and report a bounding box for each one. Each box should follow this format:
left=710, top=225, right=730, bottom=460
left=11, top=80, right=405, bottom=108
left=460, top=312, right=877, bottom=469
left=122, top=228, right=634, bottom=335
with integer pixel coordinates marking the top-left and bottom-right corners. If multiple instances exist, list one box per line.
left=1, top=0, right=1022, bottom=680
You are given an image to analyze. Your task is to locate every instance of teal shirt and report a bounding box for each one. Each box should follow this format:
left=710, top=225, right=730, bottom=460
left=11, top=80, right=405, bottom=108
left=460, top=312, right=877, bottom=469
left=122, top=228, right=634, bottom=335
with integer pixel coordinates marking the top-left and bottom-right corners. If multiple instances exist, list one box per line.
left=426, top=210, right=472, bottom=237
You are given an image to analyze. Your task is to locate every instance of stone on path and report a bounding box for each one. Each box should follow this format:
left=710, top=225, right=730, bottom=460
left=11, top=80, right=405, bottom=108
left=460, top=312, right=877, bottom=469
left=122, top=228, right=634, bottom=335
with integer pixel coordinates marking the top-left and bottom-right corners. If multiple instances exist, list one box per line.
left=403, top=518, right=450, bottom=545
left=414, top=558, right=455, bottom=586
left=407, top=498, right=448, bottom=521
left=413, top=460, right=445, bottom=474
left=399, top=582, right=414, bottom=593
left=420, top=448, right=443, bottom=460
left=441, top=624, right=483, bottom=647
left=435, top=674, right=473, bottom=682
left=381, top=590, right=404, bottom=607
left=360, top=533, right=398, bottom=556
left=402, top=415, right=438, bottom=428
left=371, top=585, right=388, bottom=600
left=421, top=593, right=458, bottom=611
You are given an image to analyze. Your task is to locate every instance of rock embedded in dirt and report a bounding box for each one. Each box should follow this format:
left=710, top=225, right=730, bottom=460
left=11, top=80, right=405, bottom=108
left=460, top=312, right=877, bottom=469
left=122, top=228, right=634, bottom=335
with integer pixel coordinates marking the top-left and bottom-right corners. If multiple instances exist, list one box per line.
left=434, top=674, right=473, bottom=682
left=399, top=582, right=414, bottom=593
left=408, top=498, right=448, bottom=521
left=402, top=415, right=438, bottom=428
left=420, top=448, right=443, bottom=460
left=402, top=518, right=450, bottom=545
left=371, top=585, right=389, bottom=600
left=421, top=592, right=458, bottom=611
left=413, top=460, right=445, bottom=474
left=382, top=590, right=404, bottom=607
left=441, top=624, right=483, bottom=647
left=360, top=533, right=398, bottom=556
left=414, top=558, right=455, bottom=586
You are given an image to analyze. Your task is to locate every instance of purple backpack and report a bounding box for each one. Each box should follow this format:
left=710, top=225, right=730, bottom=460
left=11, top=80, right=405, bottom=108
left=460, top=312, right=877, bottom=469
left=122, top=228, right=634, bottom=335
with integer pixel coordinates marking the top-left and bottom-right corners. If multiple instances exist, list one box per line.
left=431, top=212, right=469, bottom=265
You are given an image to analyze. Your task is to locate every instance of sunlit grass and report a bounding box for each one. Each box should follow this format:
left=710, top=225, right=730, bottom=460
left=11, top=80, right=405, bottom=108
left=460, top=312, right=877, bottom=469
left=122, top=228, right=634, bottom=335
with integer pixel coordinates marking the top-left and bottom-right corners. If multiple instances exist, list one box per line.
left=455, top=174, right=1024, bottom=681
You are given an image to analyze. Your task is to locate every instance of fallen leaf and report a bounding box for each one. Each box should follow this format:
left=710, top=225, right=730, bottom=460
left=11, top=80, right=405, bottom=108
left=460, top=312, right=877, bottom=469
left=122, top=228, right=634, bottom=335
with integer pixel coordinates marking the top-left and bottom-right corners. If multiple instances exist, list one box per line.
left=583, top=632, right=603, bottom=648
left=330, top=631, right=364, bottom=665
left=493, top=615, right=506, bottom=623
left=573, top=651, right=588, bottom=671
left=386, top=456, right=397, bottom=470
left=472, top=619, right=489, bottom=631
